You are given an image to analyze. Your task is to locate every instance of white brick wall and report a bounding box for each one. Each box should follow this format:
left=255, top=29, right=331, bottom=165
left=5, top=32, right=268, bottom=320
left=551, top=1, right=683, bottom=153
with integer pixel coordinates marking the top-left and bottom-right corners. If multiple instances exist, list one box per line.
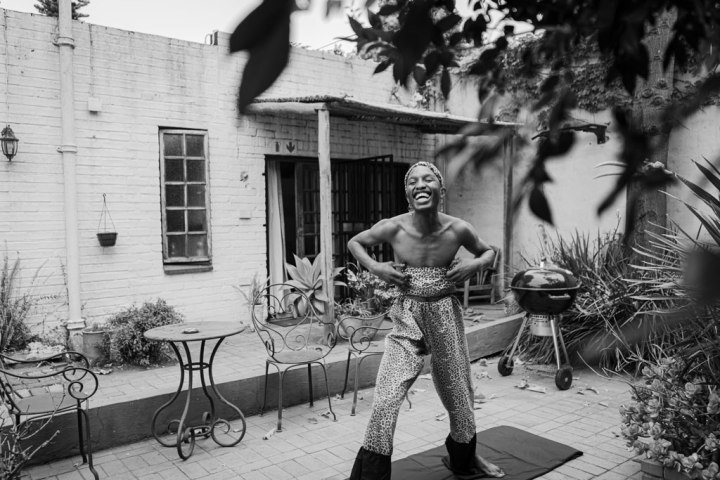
left=0, top=9, right=440, bottom=332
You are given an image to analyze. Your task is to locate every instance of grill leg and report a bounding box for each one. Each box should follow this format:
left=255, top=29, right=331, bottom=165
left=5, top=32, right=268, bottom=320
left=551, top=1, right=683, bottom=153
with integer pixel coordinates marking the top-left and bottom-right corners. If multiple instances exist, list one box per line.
left=557, top=323, right=571, bottom=364
left=506, top=315, right=528, bottom=360
left=549, top=316, right=563, bottom=370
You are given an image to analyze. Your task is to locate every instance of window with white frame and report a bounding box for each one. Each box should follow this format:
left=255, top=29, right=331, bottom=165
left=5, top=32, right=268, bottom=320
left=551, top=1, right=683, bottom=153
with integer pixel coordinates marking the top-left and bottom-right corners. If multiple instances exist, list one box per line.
left=159, top=129, right=211, bottom=268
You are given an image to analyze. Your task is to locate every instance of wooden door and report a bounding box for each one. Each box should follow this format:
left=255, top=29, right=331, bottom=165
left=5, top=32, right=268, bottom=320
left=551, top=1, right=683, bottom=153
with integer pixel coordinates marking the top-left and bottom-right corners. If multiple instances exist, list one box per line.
left=332, top=155, right=408, bottom=266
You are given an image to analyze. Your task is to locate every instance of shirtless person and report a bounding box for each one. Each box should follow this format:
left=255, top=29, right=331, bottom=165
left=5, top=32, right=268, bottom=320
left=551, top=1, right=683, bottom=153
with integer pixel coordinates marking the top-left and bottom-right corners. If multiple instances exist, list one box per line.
left=347, top=161, right=505, bottom=479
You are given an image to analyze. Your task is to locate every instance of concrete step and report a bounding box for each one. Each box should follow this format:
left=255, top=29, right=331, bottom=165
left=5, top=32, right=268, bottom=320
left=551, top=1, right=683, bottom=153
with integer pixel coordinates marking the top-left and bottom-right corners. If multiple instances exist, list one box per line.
left=25, top=311, right=524, bottom=464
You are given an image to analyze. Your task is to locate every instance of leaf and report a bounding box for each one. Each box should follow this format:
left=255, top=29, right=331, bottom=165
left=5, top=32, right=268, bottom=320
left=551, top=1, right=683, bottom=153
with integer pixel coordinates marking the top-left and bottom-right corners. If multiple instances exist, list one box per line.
left=348, top=15, right=365, bottom=36
left=538, top=131, right=576, bottom=159
left=540, top=74, right=559, bottom=94
left=695, top=160, right=720, bottom=195
left=367, top=10, right=382, bottom=29
left=374, top=59, right=391, bottom=74
left=229, top=0, right=291, bottom=53
left=529, top=186, right=554, bottom=225
left=392, top=0, right=434, bottom=84
left=441, top=67, right=451, bottom=99
left=235, top=2, right=292, bottom=113
left=677, top=173, right=720, bottom=213
left=448, top=31, right=463, bottom=46
left=285, top=263, right=300, bottom=283
left=423, top=50, right=441, bottom=77
left=478, top=91, right=499, bottom=122
left=378, top=4, right=401, bottom=16
left=436, top=13, right=461, bottom=32
left=413, top=65, right=427, bottom=85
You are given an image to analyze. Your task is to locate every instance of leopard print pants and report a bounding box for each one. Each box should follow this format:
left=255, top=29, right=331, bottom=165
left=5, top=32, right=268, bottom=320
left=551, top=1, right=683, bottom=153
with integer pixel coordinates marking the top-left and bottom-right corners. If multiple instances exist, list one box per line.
left=362, top=266, right=476, bottom=456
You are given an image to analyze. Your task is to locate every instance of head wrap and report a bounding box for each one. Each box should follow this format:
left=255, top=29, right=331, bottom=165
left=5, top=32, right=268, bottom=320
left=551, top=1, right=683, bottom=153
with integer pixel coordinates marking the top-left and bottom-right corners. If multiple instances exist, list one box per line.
left=404, top=161, right=445, bottom=189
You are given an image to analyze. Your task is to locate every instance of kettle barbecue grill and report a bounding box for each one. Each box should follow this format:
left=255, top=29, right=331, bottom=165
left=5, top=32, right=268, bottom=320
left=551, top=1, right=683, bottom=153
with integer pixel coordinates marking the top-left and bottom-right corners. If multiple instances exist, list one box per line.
left=498, top=262, right=581, bottom=390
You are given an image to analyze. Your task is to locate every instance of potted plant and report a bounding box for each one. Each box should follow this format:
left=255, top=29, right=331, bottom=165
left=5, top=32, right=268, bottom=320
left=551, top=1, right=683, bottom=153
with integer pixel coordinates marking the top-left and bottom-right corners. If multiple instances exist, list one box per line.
left=96, top=193, right=118, bottom=247
left=335, top=264, right=399, bottom=341
left=343, top=264, right=399, bottom=315
left=82, top=322, right=109, bottom=365
left=234, top=272, right=268, bottom=330
left=285, top=253, right=345, bottom=318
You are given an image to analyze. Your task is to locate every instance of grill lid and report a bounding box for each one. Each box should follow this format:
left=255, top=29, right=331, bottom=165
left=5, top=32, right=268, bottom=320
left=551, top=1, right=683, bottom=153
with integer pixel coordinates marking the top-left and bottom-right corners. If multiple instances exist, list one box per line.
left=511, top=262, right=580, bottom=291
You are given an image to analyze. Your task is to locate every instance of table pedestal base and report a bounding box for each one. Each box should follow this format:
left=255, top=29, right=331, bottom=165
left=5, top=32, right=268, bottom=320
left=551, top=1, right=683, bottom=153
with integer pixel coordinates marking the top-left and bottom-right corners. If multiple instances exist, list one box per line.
left=150, top=338, right=246, bottom=459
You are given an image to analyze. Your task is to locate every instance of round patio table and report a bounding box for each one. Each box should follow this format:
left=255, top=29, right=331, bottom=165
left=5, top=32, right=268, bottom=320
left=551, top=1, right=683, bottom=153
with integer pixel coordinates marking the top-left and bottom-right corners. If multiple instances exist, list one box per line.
left=144, top=321, right=247, bottom=459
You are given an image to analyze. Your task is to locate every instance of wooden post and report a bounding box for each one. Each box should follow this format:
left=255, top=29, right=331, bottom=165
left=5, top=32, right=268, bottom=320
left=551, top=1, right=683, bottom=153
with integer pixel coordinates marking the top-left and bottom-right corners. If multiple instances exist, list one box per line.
left=502, top=134, right=515, bottom=294
left=317, top=105, right=335, bottom=324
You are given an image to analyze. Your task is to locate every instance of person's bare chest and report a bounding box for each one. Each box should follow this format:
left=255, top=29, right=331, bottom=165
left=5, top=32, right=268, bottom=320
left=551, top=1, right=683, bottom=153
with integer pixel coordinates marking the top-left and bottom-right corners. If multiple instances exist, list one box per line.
left=391, top=229, right=460, bottom=266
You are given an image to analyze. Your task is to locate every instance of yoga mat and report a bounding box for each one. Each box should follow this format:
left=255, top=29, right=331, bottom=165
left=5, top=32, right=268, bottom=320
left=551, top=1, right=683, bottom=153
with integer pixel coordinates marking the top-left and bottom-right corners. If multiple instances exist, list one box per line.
left=391, top=426, right=583, bottom=480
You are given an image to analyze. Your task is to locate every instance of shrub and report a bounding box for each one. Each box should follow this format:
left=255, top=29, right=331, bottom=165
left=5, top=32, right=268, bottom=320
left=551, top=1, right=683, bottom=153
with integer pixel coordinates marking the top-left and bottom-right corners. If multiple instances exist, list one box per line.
left=621, top=347, right=720, bottom=479
left=0, top=253, right=43, bottom=353
left=1, top=414, right=57, bottom=480
left=517, top=220, right=694, bottom=370
left=518, top=224, right=638, bottom=368
left=104, top=299, right=184, bottom=367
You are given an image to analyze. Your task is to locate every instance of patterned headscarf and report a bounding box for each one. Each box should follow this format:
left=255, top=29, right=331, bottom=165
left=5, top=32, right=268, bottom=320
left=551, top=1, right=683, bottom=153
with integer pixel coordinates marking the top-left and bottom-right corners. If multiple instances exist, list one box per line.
left=404, top=161, right=445, bottom=189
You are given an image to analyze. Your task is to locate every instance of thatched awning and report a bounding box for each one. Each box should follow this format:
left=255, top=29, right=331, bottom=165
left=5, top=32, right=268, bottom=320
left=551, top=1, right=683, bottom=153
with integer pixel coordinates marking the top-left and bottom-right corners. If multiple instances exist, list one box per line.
left=248, top=95, right=516, bottom=134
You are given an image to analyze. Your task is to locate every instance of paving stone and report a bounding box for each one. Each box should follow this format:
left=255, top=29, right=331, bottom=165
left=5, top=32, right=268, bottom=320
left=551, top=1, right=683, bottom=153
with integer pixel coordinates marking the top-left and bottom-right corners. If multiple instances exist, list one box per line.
left=24, top=363, right=642, bottom=480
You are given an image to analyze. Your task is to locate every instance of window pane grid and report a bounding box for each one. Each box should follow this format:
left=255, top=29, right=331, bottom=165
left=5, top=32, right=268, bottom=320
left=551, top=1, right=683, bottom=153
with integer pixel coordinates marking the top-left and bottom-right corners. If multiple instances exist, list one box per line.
left=161, top=130, right=210, bottom=263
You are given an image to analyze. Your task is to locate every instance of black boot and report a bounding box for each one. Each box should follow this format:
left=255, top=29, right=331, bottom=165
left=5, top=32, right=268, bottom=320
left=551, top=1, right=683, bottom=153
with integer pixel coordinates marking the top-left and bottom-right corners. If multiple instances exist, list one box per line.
left=348, top=446, right=391, bottom=480
left=442, top=434, right=505, bottom=479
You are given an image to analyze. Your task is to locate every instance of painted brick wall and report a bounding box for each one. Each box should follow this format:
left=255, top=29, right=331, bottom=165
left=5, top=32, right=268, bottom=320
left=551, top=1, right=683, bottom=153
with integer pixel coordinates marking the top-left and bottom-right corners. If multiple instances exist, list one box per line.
left=0, top=9, right=442, bottom=334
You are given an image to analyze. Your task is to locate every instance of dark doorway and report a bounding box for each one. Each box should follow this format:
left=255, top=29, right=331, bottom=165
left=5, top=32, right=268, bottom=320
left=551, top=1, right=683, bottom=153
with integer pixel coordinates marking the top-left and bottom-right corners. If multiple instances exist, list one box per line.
left=267, top=156, right=409, bottom=268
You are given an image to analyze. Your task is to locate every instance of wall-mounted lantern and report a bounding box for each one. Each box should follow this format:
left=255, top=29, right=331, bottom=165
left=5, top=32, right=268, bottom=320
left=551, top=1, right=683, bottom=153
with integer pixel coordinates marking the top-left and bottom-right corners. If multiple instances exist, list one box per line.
left=1, top=125, right=19, bottom=161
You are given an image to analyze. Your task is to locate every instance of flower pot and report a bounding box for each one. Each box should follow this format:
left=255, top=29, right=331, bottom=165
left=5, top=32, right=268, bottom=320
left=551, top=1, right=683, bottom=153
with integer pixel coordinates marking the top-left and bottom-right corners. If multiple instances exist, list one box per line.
left=82, top=329, right=108, bottom=364
left=268, top=311, right=303, bottom=327
left=97, top=232, right=118, bottom=247
left=338, top=312, right=387, bottom=342
left=638, top=457, right=692, bottom=480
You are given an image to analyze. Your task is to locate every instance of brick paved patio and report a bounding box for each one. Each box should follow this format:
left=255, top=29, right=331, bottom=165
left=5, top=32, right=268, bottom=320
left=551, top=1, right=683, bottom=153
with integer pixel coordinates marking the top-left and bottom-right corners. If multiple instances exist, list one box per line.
left=24, top=357, right=643, bottom=480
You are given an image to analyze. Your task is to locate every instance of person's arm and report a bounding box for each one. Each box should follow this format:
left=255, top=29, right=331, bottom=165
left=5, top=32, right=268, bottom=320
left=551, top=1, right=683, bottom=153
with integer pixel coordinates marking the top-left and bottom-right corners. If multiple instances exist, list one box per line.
left=348, top=219, right=410, bottom=287
left=446, top=220, right=495, bottom=284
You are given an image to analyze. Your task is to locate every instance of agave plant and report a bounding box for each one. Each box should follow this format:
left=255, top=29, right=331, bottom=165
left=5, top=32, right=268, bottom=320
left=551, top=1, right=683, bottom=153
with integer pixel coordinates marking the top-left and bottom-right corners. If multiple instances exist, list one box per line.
left=285, top=253, right=344, bottom=316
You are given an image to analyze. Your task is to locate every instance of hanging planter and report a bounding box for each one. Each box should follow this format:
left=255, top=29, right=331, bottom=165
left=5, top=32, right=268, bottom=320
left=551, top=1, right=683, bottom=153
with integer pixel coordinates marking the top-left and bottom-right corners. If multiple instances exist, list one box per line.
left=96, top=193, right=118, bottom=247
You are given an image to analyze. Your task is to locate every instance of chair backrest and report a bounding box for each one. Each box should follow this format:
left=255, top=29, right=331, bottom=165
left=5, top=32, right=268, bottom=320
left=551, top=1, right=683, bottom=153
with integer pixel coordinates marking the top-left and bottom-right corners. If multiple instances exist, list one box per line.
left=337, top=313, right=390, bottom=353
left=0, top=351, right=98, bottom=417
left=462, top=247, right=501, bottom=306
left=250, top=283, right=337, bottom=360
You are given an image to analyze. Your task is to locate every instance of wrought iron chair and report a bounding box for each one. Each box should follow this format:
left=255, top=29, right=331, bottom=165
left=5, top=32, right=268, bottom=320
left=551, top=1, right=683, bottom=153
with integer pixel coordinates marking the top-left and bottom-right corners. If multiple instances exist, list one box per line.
left=0, top=350, right=99, bottom=479
left=336, top=313, right=414, bottom=416
left=458, top=247, right=501, bottom=309
left=250, top=283, right=337, bottom=432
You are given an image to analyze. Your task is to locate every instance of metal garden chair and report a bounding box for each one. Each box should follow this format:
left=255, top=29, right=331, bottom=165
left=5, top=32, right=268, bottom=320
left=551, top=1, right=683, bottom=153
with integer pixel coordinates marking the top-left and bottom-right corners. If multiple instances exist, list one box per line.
left=458, top=246, right=501, bottom=308
left=0, top=350, right=100, bottom=479
left=250, top=283, right=337, bottom=432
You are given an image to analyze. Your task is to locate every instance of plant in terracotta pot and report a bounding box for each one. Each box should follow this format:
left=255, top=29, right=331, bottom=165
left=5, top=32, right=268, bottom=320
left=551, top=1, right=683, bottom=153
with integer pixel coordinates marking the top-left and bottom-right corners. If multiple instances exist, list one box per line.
left=335, top=263, right=399, bottom=340
left=81, top=322, right=110, bottom=365
left=621, top=347, right=720, bottom=480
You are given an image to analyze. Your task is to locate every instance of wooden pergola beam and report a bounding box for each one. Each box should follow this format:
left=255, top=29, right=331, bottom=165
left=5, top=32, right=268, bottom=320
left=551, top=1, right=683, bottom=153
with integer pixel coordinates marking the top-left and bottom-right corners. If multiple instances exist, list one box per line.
left=317, top=104, right=334, bottom=324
